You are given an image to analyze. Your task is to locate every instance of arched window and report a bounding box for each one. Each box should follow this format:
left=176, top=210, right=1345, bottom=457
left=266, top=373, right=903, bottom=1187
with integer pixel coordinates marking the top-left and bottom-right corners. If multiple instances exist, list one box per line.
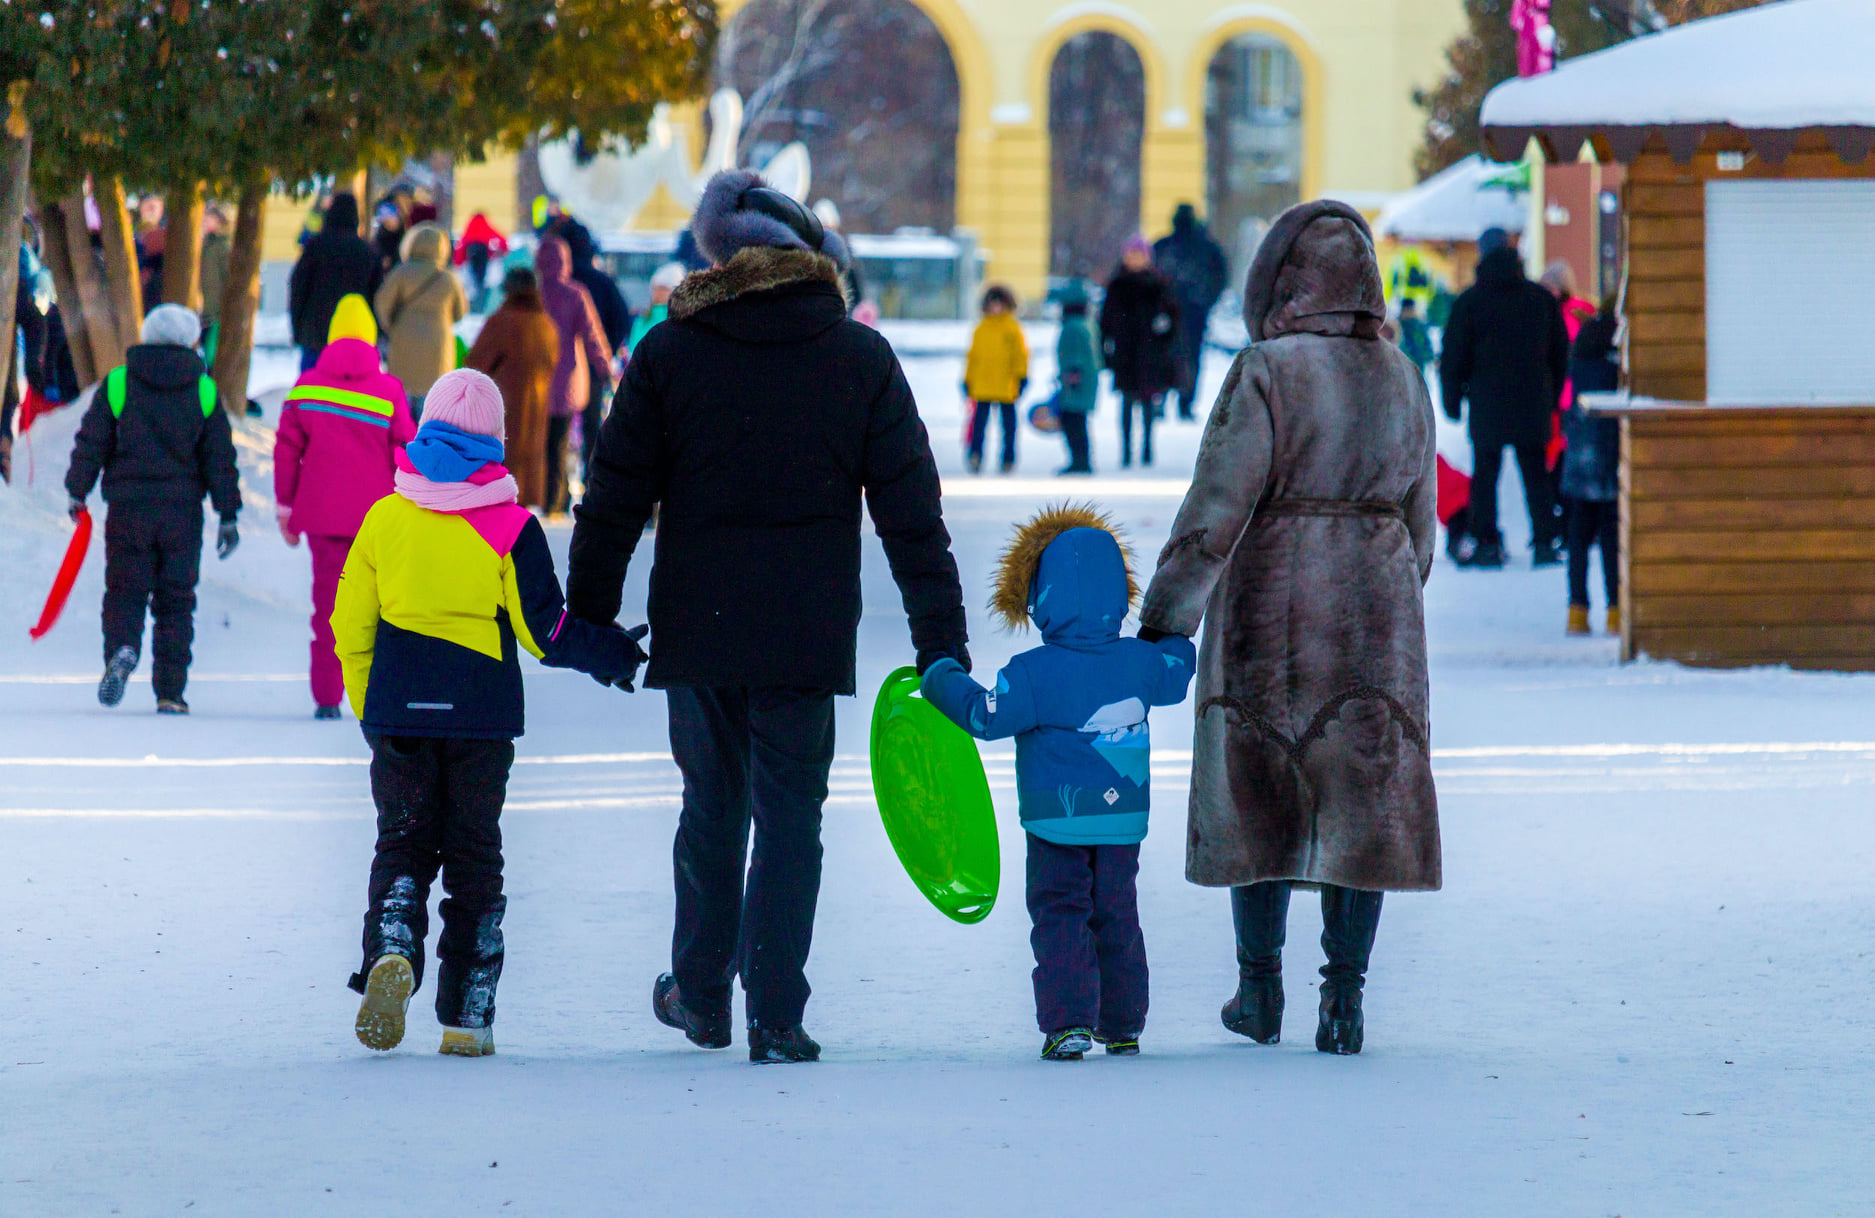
left=1205, top=34, right=1304, bottom=280
left=1048, top=31, right=1145, bottom=280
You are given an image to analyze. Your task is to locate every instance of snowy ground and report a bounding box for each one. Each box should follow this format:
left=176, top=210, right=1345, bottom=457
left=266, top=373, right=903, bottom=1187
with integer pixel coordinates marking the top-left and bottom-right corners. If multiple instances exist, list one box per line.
left=4, top=326, right=1873, bottom=1215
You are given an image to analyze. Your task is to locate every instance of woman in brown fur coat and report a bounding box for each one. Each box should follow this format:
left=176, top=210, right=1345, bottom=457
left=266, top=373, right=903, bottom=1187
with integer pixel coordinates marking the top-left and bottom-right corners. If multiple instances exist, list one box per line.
left=1138, top=200, right=1439, bottom=1056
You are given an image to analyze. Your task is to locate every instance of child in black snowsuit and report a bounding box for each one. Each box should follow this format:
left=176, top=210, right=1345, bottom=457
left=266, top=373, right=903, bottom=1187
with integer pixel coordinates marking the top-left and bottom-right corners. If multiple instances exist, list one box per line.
left=66, top=305, right=240, bottom=714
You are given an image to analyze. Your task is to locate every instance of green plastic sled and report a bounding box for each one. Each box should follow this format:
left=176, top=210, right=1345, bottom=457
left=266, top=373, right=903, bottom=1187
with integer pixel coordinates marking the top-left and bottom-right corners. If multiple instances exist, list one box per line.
left=869, top=666, right=999, bottom=924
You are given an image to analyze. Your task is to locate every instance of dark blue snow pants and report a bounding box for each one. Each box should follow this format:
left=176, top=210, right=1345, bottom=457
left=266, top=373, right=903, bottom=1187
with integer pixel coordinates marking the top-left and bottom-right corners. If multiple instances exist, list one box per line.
left=1025, top=833, right=1148, bottom=1037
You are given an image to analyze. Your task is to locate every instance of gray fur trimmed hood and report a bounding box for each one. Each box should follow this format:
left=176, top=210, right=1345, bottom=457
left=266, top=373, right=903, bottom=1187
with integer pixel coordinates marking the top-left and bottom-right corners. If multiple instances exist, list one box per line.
left=1243, top=200, right=1386, bottom=342
left=691, top=169, right=851, bottom=270
left=668, top=246, right=849, bottom=322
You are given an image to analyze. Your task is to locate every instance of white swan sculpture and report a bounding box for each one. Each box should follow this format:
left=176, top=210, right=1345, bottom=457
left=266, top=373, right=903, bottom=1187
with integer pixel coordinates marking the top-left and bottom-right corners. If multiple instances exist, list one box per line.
left=537, top=89, right=813, bottom=231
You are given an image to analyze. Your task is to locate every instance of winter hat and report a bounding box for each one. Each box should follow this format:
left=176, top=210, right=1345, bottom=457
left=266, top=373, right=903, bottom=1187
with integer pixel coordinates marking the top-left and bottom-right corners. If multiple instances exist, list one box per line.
left=691, top=169, right=851, bottom=270
left=419, top=368, right=505, bottom=441
left=1122, top=233, right=1152, bottom=259
left=1479, top=226, right=1512, bottom=257
left=650, top=261, right=686, bottom=292
left=141, top=304, right=201, bottom=348
left=326, top=293, right=378, bottom=346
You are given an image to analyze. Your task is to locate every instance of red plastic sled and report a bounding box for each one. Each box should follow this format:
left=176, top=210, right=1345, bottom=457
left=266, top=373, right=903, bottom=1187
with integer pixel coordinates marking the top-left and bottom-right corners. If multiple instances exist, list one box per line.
left=29, top=509, right=92, bottom=640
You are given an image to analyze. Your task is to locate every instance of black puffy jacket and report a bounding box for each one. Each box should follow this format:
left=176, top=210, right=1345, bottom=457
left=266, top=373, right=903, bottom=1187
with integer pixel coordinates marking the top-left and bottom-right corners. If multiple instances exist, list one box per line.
left=567, top=246, right=966, bottom=694
left=1099, top=267, right=1181, bottom=397
left=288, top=194, right=384, bottom=352
left=1438, top=247, right=1570, bottom=448
left=66, top=344, right=240, bottom=519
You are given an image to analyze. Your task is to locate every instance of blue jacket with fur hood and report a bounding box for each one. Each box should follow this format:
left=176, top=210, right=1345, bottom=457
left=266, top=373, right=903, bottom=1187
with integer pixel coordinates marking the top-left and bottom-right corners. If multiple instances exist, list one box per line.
left=922, top=509, right=1195, bottom=845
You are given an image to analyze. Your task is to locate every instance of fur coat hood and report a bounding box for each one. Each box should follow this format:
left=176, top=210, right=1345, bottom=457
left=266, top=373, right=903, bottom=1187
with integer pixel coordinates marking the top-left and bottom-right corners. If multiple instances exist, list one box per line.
left=1242, top=200, right=1386, bottom=343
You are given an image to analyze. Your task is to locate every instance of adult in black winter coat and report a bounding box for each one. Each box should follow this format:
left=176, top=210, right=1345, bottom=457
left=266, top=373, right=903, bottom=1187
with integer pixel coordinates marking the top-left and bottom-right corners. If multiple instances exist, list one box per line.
left=288, top=193, right=383, bottom=371
left=566, top=170, right=967, bottom=1062
left=1438, top=232, right=1568, bottom=567
left=1100, top=239, right=1181, bottom=467
left=550, top=218, right=633, bottom=480
left=66, top=305, right=241, bottom=714
left=1152, top=203, right=1228, bottom=419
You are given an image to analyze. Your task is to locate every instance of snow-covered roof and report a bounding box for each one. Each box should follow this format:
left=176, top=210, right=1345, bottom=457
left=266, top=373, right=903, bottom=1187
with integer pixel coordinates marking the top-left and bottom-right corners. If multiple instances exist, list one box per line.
left=1481, top=0, right=1875, bottom=161
left=1374, top=156, right=1526, bottom=243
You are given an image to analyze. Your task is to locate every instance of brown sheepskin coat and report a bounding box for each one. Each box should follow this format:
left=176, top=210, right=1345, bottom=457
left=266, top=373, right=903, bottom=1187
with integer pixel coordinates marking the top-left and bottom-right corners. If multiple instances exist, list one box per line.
left=1139, top=200, right=1441, bottom=892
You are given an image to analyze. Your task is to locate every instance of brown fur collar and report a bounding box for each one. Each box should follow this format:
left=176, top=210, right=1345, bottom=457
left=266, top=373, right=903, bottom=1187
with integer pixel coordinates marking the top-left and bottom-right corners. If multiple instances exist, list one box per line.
left=669, top=247, right=847, bottom=321
left=991, top=503, right=1138, bottom=631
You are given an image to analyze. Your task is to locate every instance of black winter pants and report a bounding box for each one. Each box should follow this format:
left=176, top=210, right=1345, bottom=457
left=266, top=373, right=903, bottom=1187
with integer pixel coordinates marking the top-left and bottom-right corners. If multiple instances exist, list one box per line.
left=1568, top=498, right=1620, bottom=608
left=1173, top=308, right=1208, bottom=418
left=545, top=415, right=572, bottom=513
left=1469, top=440, right=1555, bottom=549
left=102, top=504, right=204, bottom=702
left=968, top=400, right=1017, bottom=470
left=1059, top=410, right=1091, bottom=472
left=1025, top=834, right=1147, bottom=1036
left=351, top=735, right=513, bottom=1029
left=667, top=686, right=835, bottom=1029
left=1231, top=881, right=1383, bottom=990
left=1119, top=394, right=1157, bottom=467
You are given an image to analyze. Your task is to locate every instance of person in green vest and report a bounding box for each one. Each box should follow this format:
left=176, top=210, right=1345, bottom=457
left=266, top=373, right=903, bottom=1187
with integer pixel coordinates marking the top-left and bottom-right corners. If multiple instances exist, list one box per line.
left=65, top=305, right=241, bottom=715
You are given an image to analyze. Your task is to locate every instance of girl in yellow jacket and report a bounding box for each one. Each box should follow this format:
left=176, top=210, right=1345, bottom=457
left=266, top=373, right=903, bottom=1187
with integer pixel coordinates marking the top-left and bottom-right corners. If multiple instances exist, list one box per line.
left=963, top=284, right=1028, bottom=474
left=334, top=369, right=645, bottom=1058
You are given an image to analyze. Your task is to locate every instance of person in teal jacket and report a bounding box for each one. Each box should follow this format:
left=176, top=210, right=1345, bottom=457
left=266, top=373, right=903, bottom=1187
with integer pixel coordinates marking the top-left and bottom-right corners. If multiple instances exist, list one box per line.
left=922, top=505, right=1194, bottom=1060
left=1053, top=281, right=1101, bottom=474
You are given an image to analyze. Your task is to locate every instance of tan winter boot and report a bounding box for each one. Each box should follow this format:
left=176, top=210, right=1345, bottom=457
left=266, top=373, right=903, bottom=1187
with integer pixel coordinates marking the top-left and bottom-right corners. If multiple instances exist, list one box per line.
left=354, top=954, right=414, bottom=1051
left=1606, top=605, right=1622, bottom=636
left=438, top=1026, right=496, bottom=1057
left=1566, top=604, right=1591, bottom=636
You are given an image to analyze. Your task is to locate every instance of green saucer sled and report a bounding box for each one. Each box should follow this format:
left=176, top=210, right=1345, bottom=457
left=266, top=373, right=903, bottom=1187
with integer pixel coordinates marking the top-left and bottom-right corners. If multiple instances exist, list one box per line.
left=869, top=666, right=999, bottom=923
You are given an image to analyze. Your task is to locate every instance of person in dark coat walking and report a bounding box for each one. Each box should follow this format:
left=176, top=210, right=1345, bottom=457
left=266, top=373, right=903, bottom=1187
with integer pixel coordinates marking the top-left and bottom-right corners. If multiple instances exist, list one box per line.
left=1562, top=302, right=1622, bottom=636
left=289, top=193, right=383, bottom=372
left=566, top=170, right=969, bottom=1063
left=1100, top=236, right=1180, bottom=469
left=548, top=218, right=632, bottom=484
left=1438, top=228, right=1569, bottom=568
left=66, top=305, right=241, bottom=714
left=1152, top=203, right=1228, bottom=420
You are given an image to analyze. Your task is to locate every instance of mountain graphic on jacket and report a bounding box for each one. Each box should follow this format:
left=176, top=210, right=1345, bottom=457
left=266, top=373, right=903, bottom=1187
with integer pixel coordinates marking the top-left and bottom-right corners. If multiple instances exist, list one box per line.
left=922, top=505, right=1195, bottom=846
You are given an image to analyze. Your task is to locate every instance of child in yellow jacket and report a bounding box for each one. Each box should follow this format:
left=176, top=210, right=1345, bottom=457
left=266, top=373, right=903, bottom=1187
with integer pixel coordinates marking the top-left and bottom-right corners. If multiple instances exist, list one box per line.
left=333, top=369, right=645, bottom=1057
left=963, top=284, right=1028, bottom=474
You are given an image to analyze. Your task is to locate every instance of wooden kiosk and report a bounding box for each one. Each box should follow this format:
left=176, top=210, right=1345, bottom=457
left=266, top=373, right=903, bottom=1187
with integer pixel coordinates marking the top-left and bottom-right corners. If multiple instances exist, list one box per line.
left=1481, top=0, right=1875, bottom=670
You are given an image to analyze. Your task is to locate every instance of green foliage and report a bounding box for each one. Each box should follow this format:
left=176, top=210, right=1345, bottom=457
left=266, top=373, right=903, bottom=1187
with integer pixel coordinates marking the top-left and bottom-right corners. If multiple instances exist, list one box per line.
left=506, top=0, right=717, bottom=147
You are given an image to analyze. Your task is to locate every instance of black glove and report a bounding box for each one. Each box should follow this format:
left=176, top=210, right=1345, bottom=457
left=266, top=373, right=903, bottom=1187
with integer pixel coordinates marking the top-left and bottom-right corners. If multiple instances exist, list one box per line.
left=916, top=644, right=971, bottom=676
left=68, top=496, right=85, bottom=523
left=591, top=624, right=650, bottom=692
left=215, top=517, right=240, bottom=561
left=1137, top=625, right=1170, bottom=644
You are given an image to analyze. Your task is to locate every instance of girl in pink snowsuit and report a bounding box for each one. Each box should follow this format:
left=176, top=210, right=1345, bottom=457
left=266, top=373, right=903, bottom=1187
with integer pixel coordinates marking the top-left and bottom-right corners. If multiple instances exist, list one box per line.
left=273, top=294, right=416, bottom=717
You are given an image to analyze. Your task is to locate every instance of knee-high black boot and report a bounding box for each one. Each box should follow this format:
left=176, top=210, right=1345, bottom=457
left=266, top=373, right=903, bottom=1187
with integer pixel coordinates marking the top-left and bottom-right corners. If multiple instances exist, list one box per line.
left=1222, top=881, right=1290, bottom=1043
left=1317, top=885, right=1384, bottom=1055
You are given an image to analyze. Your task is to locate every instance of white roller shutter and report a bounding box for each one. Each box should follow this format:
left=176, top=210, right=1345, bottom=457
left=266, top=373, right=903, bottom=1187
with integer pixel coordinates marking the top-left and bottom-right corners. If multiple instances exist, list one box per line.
left=1705, top=179, right=1875, bottom=404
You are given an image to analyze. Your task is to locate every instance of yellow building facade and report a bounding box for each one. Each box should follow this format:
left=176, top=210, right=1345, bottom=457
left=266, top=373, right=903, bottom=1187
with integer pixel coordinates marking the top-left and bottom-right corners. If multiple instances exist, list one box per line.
left=266, top=0, right=1465, bottom=298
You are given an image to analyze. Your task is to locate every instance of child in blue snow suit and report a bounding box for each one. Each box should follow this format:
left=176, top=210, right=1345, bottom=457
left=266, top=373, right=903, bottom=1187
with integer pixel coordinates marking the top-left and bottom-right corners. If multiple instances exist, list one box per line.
left=922, top=505, right=1195, bottom=1060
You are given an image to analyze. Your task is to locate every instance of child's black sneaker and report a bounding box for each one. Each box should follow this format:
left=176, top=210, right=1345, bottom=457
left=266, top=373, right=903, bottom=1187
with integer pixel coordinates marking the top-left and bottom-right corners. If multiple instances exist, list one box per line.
left=156, top=698, right=189, bottom=715
left=748, top=1023, right=820, bottom=1064
left=98, top=646, right=137, bottom=707
left=652, top=973, right=731, bottom=1049
left=1041, top=1027, right=1092, bottom=1061
left=1094, top=1030, right=1140, bottom=1056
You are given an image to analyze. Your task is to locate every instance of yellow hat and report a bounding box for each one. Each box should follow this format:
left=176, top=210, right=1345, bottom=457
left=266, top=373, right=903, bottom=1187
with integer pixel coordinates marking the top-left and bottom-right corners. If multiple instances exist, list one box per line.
left=327, top=294, right=377, bottom=346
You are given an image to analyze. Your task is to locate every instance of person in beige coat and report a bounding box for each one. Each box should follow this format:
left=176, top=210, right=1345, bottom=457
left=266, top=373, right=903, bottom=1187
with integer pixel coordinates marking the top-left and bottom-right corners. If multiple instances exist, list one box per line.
left=374, top=223, right=467, bottom=416
left=1137, top=200, right=1439, bottom=1057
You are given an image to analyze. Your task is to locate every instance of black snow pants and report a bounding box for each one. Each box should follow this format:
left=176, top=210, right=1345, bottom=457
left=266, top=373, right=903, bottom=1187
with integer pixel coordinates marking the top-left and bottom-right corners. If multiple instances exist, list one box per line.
left=666, top=686, right=835, bottom=1030
left=1469, top=440, right=1555, bottom=550
left=1567, top=498, right=1620, bottom=609
left=350, top=735, right=513, bottom=1029
left=1025, top=834, right=1147, bottom=1037
left=1231, top=881, right=1383, bottom=992
left=102, top=504, right=204, bottom=702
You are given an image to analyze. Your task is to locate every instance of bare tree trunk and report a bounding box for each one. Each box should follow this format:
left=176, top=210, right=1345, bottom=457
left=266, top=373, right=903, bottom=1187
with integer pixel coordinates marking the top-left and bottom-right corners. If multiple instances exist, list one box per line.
left=60, top=190, right=122, bottom=377
left=37, top=199, right=96, bottom=386
left=94, top=177, right=143, bottom=354
left=517, top=135, right=544, bottom=231
left=211, top=182, right=266, bottom=414
left=428, top=151, right=455, bottom=232
left=0, top=107, right=30, bottom=403
left=163, top=181, right=205, bottom=310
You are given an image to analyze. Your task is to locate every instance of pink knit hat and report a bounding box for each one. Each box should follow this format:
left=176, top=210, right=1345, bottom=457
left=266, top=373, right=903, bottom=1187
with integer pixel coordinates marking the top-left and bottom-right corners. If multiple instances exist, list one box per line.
left=420, top=368, right=505, bottom=440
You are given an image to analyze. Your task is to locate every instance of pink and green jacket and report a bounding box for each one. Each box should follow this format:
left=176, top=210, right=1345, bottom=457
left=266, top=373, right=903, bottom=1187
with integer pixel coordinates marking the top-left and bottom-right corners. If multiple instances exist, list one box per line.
left=274, top=337, right=417, bottom=538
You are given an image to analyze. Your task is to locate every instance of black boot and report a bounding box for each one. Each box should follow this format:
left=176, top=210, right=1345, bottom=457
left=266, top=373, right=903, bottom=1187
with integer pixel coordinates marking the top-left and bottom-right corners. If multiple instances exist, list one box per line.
left=1316, top=885, right=1383, bottom=1055
left=1222, top=882, right=1289, bottom=1043
left=748, top=1023, right=821, bottom=1064
left=653, top=973, right=732, bottom=1049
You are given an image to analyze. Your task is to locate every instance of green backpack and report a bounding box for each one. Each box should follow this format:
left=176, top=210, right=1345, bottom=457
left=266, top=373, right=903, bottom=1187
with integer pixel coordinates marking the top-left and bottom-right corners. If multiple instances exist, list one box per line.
left=105, top=365, right=218, bottom=419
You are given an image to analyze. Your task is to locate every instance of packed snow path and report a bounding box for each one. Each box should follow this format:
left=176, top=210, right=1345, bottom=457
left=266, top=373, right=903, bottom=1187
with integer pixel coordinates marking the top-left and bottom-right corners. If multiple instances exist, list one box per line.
left=4, top=337, right=1872, bottom=1214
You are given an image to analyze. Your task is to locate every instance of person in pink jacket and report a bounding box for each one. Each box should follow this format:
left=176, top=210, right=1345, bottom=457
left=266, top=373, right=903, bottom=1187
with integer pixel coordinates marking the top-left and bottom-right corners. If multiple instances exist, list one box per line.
left=274, top=294, right=417, bottom=718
